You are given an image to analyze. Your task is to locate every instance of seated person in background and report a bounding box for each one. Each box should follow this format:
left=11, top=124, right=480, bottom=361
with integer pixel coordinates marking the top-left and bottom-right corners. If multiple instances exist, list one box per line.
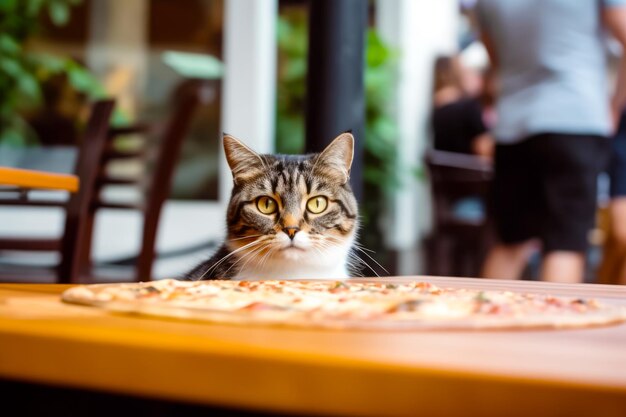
left=431, top=56, right=496, bottom=161
left=430, top=57, right=497, bottom=223
left=432, top=55, right=465, bottom=108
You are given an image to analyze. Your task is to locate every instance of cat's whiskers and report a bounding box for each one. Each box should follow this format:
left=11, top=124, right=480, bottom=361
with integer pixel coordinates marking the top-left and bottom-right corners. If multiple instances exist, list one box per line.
left=310, top=238, right=365, bottom=277
left=332, top=236, right=387, bottom=274
left=309, top=244, right=325, bottom=260
left=238, top=239, right=275, bottom=271
left=196, top=238, right=266, bottom=280
left=351, top=249, right=388, bottom=276
left=351, top=243, right=375, bottom=253
left=257, top=242, right=281, bottom=272
left=227, top=234, right=263, bottom=242
left=322, top=236, right=387, bottom=277
left=223, top=240, right=270, bottom=277
left=325, top=234, right=375, bottom=254
left=256, top=241, right=277, bottom=267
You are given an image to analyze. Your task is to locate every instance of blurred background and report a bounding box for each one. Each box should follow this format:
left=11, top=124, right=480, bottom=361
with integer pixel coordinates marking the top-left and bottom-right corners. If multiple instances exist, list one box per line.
left=0, top=0, right=621, bottom=283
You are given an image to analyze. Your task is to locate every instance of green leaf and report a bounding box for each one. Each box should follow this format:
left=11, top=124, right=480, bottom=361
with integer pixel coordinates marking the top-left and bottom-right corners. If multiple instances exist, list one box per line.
left=29, top=53, right=67, bottom=73
left=277, top=18, right=291, bottom=45
left=111, top=109, right=131, bottom=127
left=283, top=59, right=307, bottom=81
left=0, top=128, right=27, bottom=146
left=67, top=65, right=101, bottom=93
left=0, top=57, right=23, bottom=78
left=0, top=115, right=38, bottom=145
left=0, top=0, right=18, bottom=13
left=17, top=72, right=41, bottom=101
left=0, top=34, right=20, bottom=55
left=49, top=0, right=70, bottom=26
left=25, top=0, right=46, bottom=16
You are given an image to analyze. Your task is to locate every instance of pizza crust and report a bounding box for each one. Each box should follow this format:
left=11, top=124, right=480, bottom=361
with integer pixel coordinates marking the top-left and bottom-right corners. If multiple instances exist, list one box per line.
left=61, top=279, right=626, bottom=331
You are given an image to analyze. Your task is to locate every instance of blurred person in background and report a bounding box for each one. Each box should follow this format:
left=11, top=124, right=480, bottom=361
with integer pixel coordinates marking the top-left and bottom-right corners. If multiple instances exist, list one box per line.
left=431, top=55, right=496, bottom=161
left=476, top=0, right=626, bottom=283
left=429, top=54, right=497, bottom=227
left=432, top=55, right=465, bottom=108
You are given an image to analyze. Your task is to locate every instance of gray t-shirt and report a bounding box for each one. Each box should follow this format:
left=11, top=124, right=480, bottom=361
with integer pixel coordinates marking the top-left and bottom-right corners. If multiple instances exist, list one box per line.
left=476, top=0, right=626, bottom=143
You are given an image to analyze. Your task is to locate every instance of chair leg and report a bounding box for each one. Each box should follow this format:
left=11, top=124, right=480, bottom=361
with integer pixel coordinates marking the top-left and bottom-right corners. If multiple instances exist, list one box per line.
left=57, top=218, right=82, bottom=284
left=135, top=211, right=161, bottom=282
left=77, top=210, right=96, bottom=281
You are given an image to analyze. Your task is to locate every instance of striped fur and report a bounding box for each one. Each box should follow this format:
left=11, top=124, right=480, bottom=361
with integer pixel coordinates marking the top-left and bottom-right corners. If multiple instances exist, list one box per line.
left=184, top=133, right=360, bottom=280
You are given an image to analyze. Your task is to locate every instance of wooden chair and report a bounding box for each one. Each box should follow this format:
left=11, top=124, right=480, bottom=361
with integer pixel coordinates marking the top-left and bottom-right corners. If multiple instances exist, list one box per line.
left=79, top=82, right=205, bottom=282
left=0, top=100, right=116, bottom=283
left=423, top=149, right=495, bottom=278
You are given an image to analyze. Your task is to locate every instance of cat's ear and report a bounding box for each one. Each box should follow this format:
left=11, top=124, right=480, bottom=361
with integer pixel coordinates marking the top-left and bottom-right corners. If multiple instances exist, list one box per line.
left=313, top=132, right=354, bottom=184
left=223, top=134, right=265, bottom=185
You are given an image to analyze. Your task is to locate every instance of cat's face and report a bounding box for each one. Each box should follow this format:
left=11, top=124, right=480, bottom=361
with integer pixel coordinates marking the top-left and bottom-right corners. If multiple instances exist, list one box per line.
left=223, top=133, right=358, bottom=274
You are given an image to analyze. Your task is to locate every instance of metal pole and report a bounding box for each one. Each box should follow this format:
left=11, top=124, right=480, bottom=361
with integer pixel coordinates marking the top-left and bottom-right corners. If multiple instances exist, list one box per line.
left=305, top=0, right=366, bottom=201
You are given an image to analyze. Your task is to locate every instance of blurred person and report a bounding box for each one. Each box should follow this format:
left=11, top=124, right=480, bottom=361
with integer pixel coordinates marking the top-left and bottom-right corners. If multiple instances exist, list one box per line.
left=476, top=0, right=626, bottom=283
left=431, top=56, right=496, bottom=161
left=430, top=58, right=497, bottom=226
left=432, top=55, right=465, bottom=108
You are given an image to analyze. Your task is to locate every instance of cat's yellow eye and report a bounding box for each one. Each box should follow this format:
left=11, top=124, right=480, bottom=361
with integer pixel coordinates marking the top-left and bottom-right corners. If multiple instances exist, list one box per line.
left=256, top=196, right=278, bottom=214
left=306, top=196, right=328, bottom=214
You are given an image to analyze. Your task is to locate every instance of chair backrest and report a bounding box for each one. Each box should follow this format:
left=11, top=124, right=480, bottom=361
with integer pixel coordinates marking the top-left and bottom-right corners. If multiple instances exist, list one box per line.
left=135, top=83, right=203, bottom=280
left=58, top=99, right=116, bottom=283
left=424, top=149, right=493, bottom=231
left=86, top=82, right=206, bottom=281
left=423, top=149, right=495, bottom=277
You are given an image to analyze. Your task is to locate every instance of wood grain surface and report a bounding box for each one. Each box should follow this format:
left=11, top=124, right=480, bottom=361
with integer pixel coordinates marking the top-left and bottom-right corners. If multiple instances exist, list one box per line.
left=0, top=277, right=625, bottom=417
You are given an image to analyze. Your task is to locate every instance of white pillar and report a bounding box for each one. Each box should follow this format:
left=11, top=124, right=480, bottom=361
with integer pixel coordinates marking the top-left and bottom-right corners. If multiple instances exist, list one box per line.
left=376, top=0, right=459, bottom=274
left=219, top=0, right=277, bottom=204
left=87, top=0, right=149, bottom=119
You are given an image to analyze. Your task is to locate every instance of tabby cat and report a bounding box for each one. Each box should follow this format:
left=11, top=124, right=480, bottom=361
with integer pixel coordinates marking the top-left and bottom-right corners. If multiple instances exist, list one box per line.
left=184, top=132, right=360, bottom=280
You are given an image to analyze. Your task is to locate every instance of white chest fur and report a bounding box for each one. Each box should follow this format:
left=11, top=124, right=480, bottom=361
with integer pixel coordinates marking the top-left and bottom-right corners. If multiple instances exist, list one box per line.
left=232, top=234, right=353, bottom=281
left=233, top=262, right=349, bottom=281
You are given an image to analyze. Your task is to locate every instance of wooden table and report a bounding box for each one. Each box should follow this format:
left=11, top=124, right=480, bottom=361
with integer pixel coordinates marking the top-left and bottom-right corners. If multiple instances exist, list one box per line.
left=0, top=276, right=625, bottom=416
left=0, top=167, right=79, bottom=192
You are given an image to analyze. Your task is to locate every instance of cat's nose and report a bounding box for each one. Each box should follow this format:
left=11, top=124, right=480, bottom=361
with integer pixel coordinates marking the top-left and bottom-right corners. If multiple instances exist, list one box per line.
left=283, top=226, right=300, bottom=240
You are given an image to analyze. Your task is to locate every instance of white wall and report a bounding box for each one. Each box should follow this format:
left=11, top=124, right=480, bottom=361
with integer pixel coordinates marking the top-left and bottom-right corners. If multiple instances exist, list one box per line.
left=219, top=0, right=277, bottom=205
left=376, top=0, right=459, bottom=274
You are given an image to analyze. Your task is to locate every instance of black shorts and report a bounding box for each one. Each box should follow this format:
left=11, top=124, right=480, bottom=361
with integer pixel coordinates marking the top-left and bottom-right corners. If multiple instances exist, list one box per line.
left=492, top=133, right=609, bottom=253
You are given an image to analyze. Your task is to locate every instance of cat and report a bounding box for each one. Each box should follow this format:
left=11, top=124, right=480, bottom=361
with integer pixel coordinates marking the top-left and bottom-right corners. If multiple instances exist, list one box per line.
left=184, top=132, right=360, bottom=280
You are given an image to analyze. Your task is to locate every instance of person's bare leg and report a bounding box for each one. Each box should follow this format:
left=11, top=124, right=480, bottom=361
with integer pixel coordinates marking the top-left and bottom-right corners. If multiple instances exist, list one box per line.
left=540, top=251, right=585, bottom=283
left=481, top=240, right=538, bottom=279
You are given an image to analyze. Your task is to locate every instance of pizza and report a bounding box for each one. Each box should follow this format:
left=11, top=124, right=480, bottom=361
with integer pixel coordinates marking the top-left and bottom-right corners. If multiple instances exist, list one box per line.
left=60, top=279, right=626, bottom=330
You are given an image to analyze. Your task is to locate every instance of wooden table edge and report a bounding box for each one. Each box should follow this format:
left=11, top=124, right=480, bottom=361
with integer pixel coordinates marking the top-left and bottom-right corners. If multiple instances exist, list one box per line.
left=0, top=320, right=625, bottom=417
left=0, top=167, right=79, bottom=192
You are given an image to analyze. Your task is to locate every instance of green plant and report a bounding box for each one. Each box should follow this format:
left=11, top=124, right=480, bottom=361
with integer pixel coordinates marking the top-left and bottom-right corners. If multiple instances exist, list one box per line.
left=276, top=10, right=400, bottom=259
left=0, top=0, right=105, bottom=146
left=276, top=11, right=309, bottom=155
